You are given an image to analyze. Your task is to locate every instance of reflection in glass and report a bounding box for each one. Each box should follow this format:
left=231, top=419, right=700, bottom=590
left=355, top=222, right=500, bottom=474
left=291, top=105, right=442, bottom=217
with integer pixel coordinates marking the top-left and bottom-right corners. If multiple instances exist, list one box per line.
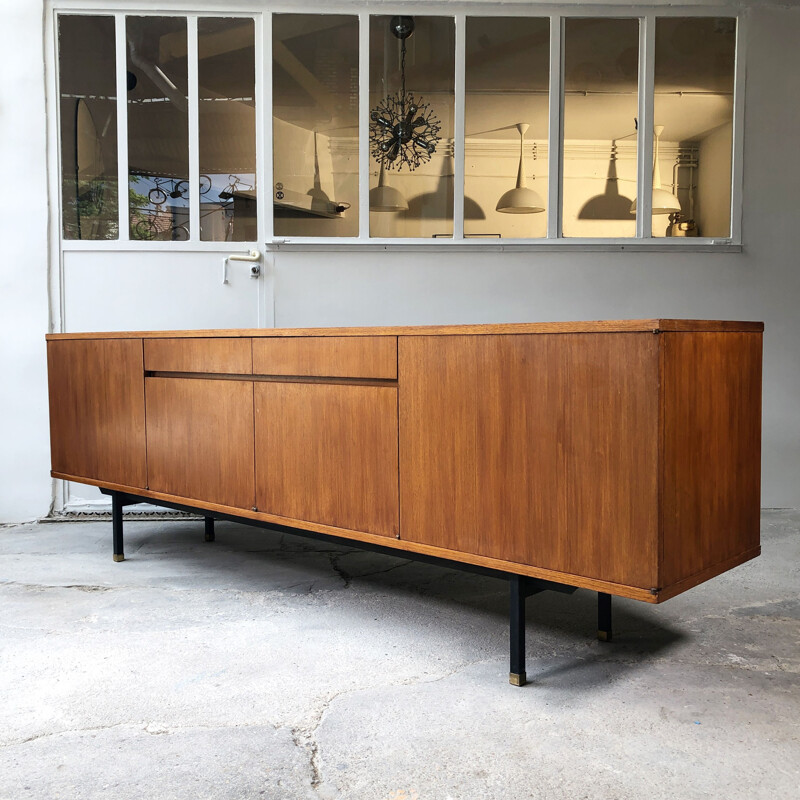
left=654, top=18, right=736, bottom=238
left=273, top=14, right=358, bottom=238
left=464, top=17, right=549, bottom=238
left=370, top=16, right=455, bottom=238
left=59, top=15, right=118, bottom=240
left=127, top=16, right=189, bottom=241
left=198, top=18, right=257, bottom=241
left=562, top=18, right=639, bottom=238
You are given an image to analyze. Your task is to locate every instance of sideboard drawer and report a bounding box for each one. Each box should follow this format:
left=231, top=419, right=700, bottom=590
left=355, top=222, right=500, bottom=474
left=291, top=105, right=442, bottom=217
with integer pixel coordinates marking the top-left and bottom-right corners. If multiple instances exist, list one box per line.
left=252, top=336, right=397, bottom=379
left=144, top=338, right=252, bottom=374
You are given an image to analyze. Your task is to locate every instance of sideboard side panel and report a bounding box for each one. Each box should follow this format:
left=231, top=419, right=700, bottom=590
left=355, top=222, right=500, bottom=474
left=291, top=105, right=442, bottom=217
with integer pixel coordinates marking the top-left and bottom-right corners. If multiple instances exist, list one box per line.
left=47, top=338, right=147, bottom=488
left=399, top=333, right=659, bottom=588
left=660, top=332, right=763, bottom=591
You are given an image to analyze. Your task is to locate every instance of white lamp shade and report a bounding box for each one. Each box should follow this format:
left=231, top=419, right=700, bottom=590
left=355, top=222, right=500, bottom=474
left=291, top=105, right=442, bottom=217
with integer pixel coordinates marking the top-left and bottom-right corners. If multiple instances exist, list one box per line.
left=631, top=124, right=682, bottom=215
left=630, top=189, right=682, bottom=215
left=495, top=122, right=546, bottom=215
left=369, top=159, right=408, bottom=212
left=496, top=186, right=545, bottom=214
left=369, top=184, right=408, bottom=212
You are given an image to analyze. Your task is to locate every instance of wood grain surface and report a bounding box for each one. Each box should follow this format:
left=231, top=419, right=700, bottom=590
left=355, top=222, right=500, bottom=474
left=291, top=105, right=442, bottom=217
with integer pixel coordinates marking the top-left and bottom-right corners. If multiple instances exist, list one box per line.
left=47, top=322, right=763, bottom=603
left=399, top=333, right=660, bottom=588
left=144, top=337, right=252, bottom=374
left=50, top=469, right=659, bottom=602
left=252, top=336, right=397, bottom=378
left=255, top=382, right=399, bottom=537
left=46, top=319, right=764, bottom=341
left=145, top=377, right=255, bottom=509
left=659, top=331, right=763, bottom=589
left=47, top=338, right=147, bottom=488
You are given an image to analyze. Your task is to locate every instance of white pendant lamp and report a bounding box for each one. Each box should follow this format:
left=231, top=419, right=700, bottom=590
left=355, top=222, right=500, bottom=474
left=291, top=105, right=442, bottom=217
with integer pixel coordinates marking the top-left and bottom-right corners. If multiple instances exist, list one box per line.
left=496, top=122, right=545, bottom=214
left=369, top=159, right=408, bottom=213
left=630, top=125, right=682, bottom=215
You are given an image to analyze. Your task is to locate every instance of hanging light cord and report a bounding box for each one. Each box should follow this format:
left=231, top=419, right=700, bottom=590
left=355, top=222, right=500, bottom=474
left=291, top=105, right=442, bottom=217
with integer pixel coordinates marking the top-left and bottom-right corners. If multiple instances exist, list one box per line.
left=400, top=36, right=407, bottom=105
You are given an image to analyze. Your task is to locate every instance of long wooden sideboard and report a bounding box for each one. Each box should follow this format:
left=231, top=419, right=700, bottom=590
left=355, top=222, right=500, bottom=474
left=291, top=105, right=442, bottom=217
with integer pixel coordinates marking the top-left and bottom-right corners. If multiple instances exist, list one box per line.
left=46, top=320, right=763, bottom=685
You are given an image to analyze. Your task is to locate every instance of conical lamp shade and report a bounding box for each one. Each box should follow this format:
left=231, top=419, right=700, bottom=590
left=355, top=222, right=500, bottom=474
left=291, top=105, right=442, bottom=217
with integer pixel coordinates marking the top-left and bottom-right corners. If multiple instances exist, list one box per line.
left=631, top=125, right=682, bottom=215
left=496, top=123, right=545, bottom=214
left=369, top=160, right=408, bottom=212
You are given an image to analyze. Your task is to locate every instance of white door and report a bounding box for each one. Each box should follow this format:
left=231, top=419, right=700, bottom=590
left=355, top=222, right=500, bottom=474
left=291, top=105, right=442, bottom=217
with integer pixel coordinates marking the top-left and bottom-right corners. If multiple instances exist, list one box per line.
left=52, top=12, right=270, bottom=511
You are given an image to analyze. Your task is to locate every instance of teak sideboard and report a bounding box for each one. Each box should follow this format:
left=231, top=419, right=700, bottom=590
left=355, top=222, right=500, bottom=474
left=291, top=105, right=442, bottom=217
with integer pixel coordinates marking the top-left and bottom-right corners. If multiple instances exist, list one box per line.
left=46, top=320, right=763, bottom=685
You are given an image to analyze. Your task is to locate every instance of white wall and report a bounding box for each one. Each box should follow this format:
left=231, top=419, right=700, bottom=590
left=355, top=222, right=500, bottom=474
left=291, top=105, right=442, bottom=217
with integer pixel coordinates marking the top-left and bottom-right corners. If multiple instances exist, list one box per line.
left=697, top=122, right=733, bottom=238
left=0, top=0, right=798, bottom=522
left=0, top=0, right=53, bottom=522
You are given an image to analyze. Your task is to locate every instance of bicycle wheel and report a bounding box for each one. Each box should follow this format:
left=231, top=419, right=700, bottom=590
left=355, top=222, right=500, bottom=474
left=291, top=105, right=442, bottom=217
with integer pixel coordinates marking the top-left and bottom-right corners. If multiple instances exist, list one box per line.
left=149, top=187, right=168, bottom=205
left=134, top=218, right=157, bottom=240
left=172, top=224, right=190, bottom=241
left=172, top=181, right=189, bottom=200
left=199, top=175, right=212, bottom=195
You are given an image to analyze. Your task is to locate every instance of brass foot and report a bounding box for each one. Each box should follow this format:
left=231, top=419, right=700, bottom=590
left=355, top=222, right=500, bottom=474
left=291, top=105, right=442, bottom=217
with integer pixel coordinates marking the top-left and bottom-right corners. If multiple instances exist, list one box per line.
left=509, top=672, right=527, bottom=687
left=204, top=532, right=215, bottom=542
left=598, top=630, right=611, bottom=642
left=113, top=554, right=125, bottom=562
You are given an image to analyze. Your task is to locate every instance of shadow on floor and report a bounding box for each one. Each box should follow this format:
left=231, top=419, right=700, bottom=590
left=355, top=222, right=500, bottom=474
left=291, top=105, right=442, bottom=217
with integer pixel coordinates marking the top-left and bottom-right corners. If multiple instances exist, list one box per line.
left=116, top=517, right=686, bottom=689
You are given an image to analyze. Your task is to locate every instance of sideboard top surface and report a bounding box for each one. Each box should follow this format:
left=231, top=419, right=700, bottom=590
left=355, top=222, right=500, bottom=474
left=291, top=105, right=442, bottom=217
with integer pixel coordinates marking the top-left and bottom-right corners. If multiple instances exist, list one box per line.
left=46, top=319, right=764, bottom=341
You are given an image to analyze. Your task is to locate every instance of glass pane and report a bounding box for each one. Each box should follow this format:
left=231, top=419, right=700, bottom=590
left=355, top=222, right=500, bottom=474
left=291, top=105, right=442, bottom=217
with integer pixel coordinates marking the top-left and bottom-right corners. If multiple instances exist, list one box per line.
left=654, top=18, right=736, bottom=238
left=370, top=16, right=455, bottom=238
left=273, top=14, right=359, bottom=238
left=199, top=18, right=257, bottom=242
left=127, top=16, right=189, bottom=241
left=563, top=19, right=639, bottom=238
left=465, top=17, right=549, bottom=239
left=58, top=15, right=118, bottom=240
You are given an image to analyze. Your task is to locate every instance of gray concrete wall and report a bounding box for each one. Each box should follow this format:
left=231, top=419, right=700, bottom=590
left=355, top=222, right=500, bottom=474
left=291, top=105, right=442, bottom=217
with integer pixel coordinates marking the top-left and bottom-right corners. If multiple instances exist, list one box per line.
left=271, top=4, right=800, bottom=508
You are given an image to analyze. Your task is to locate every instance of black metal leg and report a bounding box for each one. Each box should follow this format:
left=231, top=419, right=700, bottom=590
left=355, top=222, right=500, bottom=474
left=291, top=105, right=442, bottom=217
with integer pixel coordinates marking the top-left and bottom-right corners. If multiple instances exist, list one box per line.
left=112, top=491, right=124, bottom=562
left=598, top=592, right=612, bottom=642
left=509, top=576, right=527, bottom=686
left=204, top=517, right=215, bottom=542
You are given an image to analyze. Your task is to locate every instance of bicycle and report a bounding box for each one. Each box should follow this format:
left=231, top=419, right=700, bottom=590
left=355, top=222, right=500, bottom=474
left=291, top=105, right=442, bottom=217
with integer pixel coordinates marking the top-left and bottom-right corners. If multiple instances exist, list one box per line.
left=146, top=175, right=212, bottom=205
left=218, top=174, right=254, bottom=201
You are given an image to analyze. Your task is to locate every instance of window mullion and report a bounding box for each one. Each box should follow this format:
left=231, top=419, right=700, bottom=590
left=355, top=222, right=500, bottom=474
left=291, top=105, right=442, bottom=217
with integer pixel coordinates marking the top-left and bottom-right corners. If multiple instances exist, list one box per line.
left=262, top=12, right=274, bottom=244
left=254, top=14, right=272, bottom=243
left=187, top=16, right=199, bottom=241
left=547, top=14, right=563, bottom=239
left=636, top=13, right=655, bottom=237
left=115, top=13, right=129, bottom=242
left=730, top=14, right=746, bottom=244
left=358, top=12, right=369, bottom=241
left=453, top=13, right=466, bottom=241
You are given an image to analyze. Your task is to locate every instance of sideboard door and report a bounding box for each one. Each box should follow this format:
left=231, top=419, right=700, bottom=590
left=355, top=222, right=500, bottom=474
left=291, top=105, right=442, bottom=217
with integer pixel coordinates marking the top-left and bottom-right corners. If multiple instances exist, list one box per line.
left=47, top=338, right=147, bottom=489
left=254, top=382, right=399, bottom=537
left=145, top=377, right=256, bottom=510
left=398, top=333, right=660, bottom=589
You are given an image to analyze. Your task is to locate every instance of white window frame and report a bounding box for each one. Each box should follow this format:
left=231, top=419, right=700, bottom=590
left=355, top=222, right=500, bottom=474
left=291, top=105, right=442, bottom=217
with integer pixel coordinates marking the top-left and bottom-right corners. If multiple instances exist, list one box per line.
left=46, top=2, right=746, bottom=254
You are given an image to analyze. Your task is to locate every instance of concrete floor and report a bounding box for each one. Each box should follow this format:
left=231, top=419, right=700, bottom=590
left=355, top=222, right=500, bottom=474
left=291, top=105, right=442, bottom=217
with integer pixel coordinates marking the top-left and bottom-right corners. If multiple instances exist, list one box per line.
left=0, top=512, right=798, bottom=800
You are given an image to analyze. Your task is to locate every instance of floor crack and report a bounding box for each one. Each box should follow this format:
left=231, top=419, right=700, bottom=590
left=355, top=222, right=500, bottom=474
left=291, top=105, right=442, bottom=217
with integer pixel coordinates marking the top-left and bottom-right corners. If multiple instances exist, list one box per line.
left=329, top=552, right=352, bottom=589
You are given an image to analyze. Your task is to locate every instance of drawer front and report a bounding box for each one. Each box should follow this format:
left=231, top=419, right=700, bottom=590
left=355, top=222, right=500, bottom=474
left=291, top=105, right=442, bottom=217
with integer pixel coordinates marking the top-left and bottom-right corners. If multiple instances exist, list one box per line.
left=252, top=336, right=397, bottom=379
left=144, top=338, right=252, bottom=374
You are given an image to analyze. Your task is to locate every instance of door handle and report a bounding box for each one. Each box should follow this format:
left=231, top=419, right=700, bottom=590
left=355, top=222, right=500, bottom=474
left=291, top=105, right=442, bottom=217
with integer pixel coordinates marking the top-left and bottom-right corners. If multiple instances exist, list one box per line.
left=222, top=250, right=261, bottom=284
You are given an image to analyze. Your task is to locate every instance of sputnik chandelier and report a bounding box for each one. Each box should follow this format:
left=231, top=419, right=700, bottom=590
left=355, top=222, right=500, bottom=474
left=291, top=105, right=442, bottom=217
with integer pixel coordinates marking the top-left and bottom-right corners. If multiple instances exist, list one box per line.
left=369, top=16, right=441, bottom=172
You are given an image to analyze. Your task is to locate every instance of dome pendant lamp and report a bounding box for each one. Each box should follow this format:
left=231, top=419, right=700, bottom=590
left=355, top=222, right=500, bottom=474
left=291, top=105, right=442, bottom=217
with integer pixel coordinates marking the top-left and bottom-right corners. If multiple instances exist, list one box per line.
left=369, top=158, right=408, bottom=213
left=496, top=123, right=545, bottom=214
left=631, top=125, right=682, bottom=215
